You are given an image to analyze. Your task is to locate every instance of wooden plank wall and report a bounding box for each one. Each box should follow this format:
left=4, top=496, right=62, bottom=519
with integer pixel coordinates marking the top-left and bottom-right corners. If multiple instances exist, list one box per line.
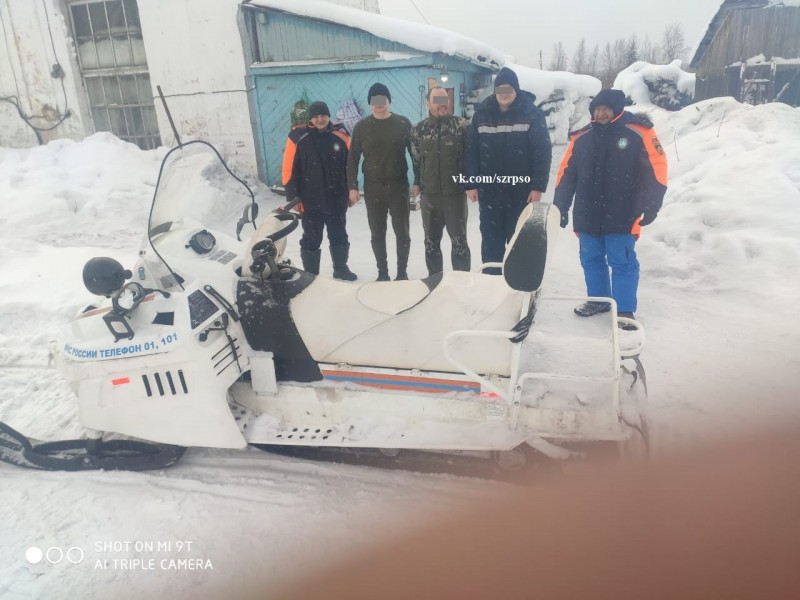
left=254, top=10, right=419, bottom=62
left=696, top=6, right=800, bottom=100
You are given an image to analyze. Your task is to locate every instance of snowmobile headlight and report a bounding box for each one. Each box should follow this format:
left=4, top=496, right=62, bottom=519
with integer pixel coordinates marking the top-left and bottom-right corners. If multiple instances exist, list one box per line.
left=82, top=257, right=131, bottom=297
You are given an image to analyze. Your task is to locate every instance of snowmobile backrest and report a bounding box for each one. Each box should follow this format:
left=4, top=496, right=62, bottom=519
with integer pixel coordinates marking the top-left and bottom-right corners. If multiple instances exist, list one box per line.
left=502, top=202, right=559, bottom=293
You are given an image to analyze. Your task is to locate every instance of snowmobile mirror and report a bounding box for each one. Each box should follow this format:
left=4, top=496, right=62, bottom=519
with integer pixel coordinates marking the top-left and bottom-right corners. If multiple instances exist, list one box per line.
left=112, top=282, right=146, bottom=316
left=82, top=257, right=131, bottom=297
left=235, top=204, right=259, bottom=241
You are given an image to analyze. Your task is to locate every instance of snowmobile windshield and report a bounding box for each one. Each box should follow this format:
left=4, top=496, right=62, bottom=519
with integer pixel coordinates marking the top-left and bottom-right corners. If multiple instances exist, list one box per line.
left=144, top=141, right=256, bottom=289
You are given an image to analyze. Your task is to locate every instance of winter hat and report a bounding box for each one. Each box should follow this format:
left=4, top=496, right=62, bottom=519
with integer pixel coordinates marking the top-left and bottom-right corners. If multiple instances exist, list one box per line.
left=307, top=101, right=330, bottom=118
left=589, top=89, right=626, bottom=117
left=494, top=67, right=520, bottom=93
left=368, top=82, right=391, bottom=104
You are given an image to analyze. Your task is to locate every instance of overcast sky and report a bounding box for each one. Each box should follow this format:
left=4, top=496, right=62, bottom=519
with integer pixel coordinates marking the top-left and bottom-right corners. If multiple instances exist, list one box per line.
left=377, top=0, right=722, bottom=67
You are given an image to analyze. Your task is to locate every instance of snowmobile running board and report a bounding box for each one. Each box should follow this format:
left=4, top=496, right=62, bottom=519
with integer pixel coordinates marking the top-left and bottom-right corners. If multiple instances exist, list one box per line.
left=0, top=421, right=185, bottom=471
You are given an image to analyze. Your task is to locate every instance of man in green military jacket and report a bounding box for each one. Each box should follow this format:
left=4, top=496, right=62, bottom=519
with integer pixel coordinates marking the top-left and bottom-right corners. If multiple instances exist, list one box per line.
left=411, top=86, right=472, bottom=277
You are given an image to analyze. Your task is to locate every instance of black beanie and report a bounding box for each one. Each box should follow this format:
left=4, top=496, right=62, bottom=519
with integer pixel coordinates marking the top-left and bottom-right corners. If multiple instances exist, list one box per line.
left=494, top=67, right=520, bottom=93
left=368, top=82, right=391, bottom=104
left=589, top=89, right=626, bottom=117
left=307, top=101, right=330, bottom=118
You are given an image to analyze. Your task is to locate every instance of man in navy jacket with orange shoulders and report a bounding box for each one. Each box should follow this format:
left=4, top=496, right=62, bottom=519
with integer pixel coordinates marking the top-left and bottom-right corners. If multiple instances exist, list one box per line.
left=283, top=101, right=357, bottom=281
left=554, top=89, right=667, bottom=328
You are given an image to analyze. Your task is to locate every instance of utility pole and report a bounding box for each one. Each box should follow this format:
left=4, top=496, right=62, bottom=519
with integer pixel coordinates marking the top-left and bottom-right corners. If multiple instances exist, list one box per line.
left=539, top=50, right=543, bottom=70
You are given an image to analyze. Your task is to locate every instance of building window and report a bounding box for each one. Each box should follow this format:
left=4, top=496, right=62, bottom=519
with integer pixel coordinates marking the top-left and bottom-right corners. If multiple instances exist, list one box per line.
left=69, top=0, right=160, bottom=150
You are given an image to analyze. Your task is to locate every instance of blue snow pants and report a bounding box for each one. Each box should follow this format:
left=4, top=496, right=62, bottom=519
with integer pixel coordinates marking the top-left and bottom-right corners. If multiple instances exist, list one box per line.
left=579, top=233, right=640, bottom=313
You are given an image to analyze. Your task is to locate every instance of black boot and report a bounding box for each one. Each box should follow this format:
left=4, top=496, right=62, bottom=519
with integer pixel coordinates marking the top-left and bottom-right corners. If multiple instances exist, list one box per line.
left=300, top=249, right=321, bottom=275
left=396, top=238, right=411, bottom=280
left=330, top=244, right=357, bottom=281
left=574, top=301, right=611, bottom=317
left=371, top=236, right=389, bottom=281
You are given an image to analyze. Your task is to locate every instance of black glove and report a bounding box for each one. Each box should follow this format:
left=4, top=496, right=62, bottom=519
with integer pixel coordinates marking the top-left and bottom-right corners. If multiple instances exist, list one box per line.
left=558, top=208, right=569, bottom=229
left=639, top=211, right=657, bottom=227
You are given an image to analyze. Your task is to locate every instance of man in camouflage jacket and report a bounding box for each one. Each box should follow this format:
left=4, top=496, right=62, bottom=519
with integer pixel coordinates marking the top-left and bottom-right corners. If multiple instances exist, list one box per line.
left=411, top=86, right=471, bottom=276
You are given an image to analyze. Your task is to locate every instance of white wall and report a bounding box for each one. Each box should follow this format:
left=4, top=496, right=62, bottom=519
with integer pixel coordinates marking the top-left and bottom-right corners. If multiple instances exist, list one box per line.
left=135, top=0, right=381, bottom=175
left=136, top=0, right=257, bottom=174
left=0, top=0, right=90, bottom=147
left=0, top=0, right=376, bottom=177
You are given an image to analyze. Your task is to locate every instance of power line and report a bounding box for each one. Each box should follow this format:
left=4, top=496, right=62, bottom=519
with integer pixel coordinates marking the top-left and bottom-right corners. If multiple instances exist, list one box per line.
left=407, top=0, right=430, bottom=24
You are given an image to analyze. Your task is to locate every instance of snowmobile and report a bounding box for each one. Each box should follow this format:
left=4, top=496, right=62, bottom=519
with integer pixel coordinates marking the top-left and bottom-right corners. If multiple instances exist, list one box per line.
left=0, top=140, right=647, bottom=474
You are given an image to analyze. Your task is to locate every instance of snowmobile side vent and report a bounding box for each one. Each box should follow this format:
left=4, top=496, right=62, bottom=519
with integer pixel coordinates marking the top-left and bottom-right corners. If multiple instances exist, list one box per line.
left=212, top=336, right=242, bottom=376
left=165, top=371, right=177, bottom=395
left=154, top=373, right=165, bottom=395
left=142, top=375, right=152, bottom=397
left=141, top=371, right=190, bottom=397
left=177, top=370, right=188, bottom=393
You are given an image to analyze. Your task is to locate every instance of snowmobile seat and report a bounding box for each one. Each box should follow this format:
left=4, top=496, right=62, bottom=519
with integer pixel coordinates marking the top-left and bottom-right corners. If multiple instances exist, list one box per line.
left=282, top=203, right=558, bottom=377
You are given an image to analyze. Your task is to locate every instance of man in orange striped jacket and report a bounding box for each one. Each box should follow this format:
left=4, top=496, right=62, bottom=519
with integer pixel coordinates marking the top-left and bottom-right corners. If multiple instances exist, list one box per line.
left=554, top=89, right=667, bottom=328
left=282, top=101, right=357, bottom=280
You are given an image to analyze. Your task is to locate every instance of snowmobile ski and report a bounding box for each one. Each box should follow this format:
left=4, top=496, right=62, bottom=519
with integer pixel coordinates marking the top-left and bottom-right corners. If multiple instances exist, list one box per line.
left=0, top=421, right=185, bottom=471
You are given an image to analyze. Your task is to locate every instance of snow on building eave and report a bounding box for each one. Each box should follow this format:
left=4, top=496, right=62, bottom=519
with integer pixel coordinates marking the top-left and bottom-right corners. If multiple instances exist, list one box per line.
left=242, top=0, right=512, bottom=68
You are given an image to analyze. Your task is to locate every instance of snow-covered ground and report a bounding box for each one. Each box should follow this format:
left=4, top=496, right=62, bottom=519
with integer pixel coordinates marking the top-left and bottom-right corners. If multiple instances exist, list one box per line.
left=1, top=97, right=799, bottom=598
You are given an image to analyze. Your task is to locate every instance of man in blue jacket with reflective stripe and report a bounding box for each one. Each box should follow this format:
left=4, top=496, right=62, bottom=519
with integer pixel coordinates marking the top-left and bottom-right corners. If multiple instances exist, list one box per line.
left=464, top=67, right=552, bottom=274
left=554, top=89, right=668, bottom=328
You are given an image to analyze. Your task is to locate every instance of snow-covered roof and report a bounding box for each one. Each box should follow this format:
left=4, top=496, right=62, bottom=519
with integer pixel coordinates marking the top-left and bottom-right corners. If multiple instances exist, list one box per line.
left=243, top=0, right=512, bottom=67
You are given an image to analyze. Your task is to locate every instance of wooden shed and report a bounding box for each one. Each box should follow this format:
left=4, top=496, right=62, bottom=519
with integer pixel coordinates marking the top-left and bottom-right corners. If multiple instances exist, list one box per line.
left=239, top=0, right=502, bottom=187
left=689, top=0, right=800, bottom=106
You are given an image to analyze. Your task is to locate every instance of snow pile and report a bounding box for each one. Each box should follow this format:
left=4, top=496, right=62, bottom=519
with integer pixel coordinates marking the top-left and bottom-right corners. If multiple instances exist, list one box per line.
left=636, top=98, right=800, bottom=304
left=0, top=133, right=165, bottom=248
left=614, top=60, right=695, bottom=110
left=246, top=0, right=512, bottom=66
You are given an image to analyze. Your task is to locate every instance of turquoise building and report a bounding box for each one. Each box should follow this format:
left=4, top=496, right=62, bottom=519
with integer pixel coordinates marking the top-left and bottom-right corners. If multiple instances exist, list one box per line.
left=240, top=1, right=501, bottom=187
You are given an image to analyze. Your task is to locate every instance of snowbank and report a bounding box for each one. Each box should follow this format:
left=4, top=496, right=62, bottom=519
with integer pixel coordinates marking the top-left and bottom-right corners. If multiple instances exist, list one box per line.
left=614, top=60, right=695, bottom=110
left=0, top=133, right=166, bottom=247
left=637, top=97, right=800, bottom=302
